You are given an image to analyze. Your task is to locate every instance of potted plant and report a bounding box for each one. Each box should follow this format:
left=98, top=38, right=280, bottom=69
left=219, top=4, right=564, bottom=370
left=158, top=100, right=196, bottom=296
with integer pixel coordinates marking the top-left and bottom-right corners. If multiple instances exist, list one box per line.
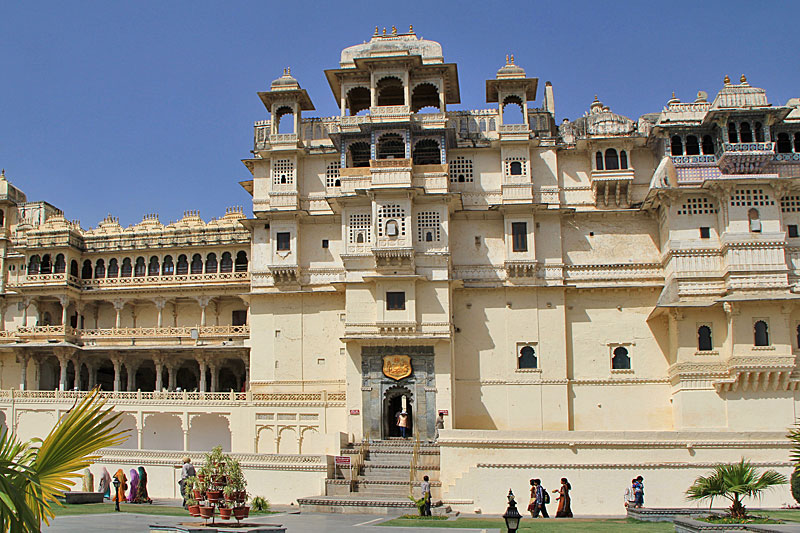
left=199, top=503, right=215, bottom=519
left=223, top=484, right=237, bottom=503
left=205, top=445, right=227, bottom=484
left=232, top=505, right=249, bottom=520
left=225, top=457, right=248, bottom=503
left=186, top=497, right=200, bottom=517
left=218, top=501, right=232, bottom=520
left=184, top=475, right=201, bottom=500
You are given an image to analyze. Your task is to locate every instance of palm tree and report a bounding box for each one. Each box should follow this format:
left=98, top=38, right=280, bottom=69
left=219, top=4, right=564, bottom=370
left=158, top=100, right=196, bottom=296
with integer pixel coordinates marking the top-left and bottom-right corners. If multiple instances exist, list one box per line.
left=0, top=389, right=128, bottom=532
left=686, top=458, right=787, bottom=519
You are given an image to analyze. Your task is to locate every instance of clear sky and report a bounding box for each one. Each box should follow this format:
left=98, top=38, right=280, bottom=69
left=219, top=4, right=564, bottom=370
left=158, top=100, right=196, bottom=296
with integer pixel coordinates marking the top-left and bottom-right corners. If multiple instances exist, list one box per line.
left=1, top=0, right=799, bottom=227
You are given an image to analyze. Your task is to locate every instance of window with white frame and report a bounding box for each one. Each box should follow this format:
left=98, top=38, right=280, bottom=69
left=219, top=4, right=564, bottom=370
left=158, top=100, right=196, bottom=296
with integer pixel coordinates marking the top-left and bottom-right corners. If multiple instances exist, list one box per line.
left=272, top=159, right=295, bottom=185
left=504, top=157, right=527, bottom=177
left=517, top=344, right=538, bottom=370
left=611, top=346, right=631, bottom=370
left=416, top=211, right=441, bottom=243
left=348, top=213, right=371, bottom=244
left=448, top=156, right=474, bottom=183
left=325, top=161, right=341, bottom=188
left=377, top=204, right=406, bottom=237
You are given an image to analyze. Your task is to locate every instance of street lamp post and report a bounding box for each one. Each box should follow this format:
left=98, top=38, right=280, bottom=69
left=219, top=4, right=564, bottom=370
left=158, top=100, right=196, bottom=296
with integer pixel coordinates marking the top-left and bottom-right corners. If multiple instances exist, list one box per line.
left=502, top=488, right=522, bottom=533
left=112, top=477, right=121, bottom=512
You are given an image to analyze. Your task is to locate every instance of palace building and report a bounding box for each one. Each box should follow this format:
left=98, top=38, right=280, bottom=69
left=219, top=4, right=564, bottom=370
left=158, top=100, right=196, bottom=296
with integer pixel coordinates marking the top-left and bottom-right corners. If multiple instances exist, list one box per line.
left=2, top=27, right=800, bottom=513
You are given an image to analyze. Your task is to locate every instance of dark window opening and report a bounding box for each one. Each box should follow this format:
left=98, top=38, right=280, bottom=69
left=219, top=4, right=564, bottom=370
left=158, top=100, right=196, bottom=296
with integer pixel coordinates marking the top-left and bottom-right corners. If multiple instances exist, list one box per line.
left=376, top=77, right=404, bottom=107
left=740, top=122, right=753, bottom=143
left=377, top=133, right=405, bottom=160
left=54, top=254, right=66, bottom=274
left=728, top=122, right=738, bottom=143
left=777, top=133, right=792, bottom=153
left=148, top=256, right=159, bottom=276
left=754, top=320, right=769, bottom=346
left=205, top=253, right=218, bottom=273
left=277, top=232, right=291, bottom=251
left=789, top=225, right=799, bottom=238
left=232, top=310, right=247, bottom=326
left=796, top=324, right=800, bottom=350
left=40, top=254, right=52, bottom=275
left=702, top=135, right=715, bottom=155
left=235, top=251, right=248, bottom=272
left=518, top=345, right=538, bottom=369
left=685, top=135, right=700, bottom=155
left=595, top=151, right=604, bottom=170
left=176, top=255, right=188, bottom=275
left=28, top=255, right=40, bottom=275
left=94, top=259, right=105, bottom=278
left=700, top=227, right=710, bottom=239
left=755, top=122, right=764, bottom=142
left=220, top=252, right=232, bottom=273
left=134, top=257, right=146, bottom=277
left=81, top=260, right=92, bottom=279
left=605, top=148, right=619, bottom=170
left=512, top=222, right=527, bottom=252
left=121, top=258, right=133, bottom=277
left=795, top=133, right=800, bottom=153
left=348, top=141, right=371, bottom=168
left=346, top=86, right=371, bottom=116
left=322, top=239, right=329, bottom=249
left=611, top=346, right=631, bottom=370
left=509, top=161, right=523, bottom=175
left=190, top=254, right=203, bottom=274
left=619, top=150, right=628, bottom=169
left=162, top=256, right=173, bottom=275
left=70, top=260, right=78, bottom=278
left=412, top=139, right=441, bottom=165
left=386, top=291, right=405, bottom=311
left=107, top=258, right=119, bottom=277
left=671, top=135, right=683, bottom=156
left=411, top=82, right=441, bottom=113
left=697, top=325, right=713, bottom=351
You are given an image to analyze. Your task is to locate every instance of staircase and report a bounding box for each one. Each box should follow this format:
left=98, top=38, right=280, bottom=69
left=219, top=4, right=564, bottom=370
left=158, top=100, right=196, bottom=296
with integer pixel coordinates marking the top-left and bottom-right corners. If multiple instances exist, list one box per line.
left=297, top=439, right=442, bottom=514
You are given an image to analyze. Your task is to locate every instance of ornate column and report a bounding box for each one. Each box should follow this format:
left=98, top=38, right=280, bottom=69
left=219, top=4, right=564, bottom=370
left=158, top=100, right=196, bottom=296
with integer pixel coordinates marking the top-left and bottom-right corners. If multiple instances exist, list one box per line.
left=54, top=350, right=70, bottom=391
left=16, top=352, right=29, bottom=390
left=153, top=355, right=164, bottom=391
left=20, top=297, right=32, bottom=327
left=153, top=298, right=167, bottom=328
left=167, top=362, right=177, bottom=391
left=87, top=360, right=98, bottom=389
left=0, top=298, right=7, bottom=331
left=196, top=297, right=212, bottom=327
left=172, top=302, right=179, bottom=327
left=126, top=360, right=140, bottom=391
left=198, top=356, right=208, bottom=392
left=111, top=354, right=123, bottom=392
left=33, top=356, right=42, bottom=389
left=131, top=305, right=138, bottom=328
left=112, top=299, right=126, bottom=329
left=209, top=360, right=219, bottom=392
left=242, top=355, right=250, bottom=391
left=58, top=295, right=70, bottom=327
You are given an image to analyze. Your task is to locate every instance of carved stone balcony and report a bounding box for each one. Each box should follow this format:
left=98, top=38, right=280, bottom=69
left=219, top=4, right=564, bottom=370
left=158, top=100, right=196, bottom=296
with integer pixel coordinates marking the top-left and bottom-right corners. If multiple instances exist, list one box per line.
left=17, top=272, right=81, bottom=288
left=343, top=321, right=450, bottom=340
left=340, top=167, right=371, bottom=193
left=373, top=247, right=414, bottom=273
left=713, top=355, right=799, bottom=393
left=268, top=133, right=301, bottom=150
left=591, top=169, right=634, bottom=207
left=369, top=105, right=410, bottom=123
left=370, top=158, right=412, bottom=188
left=78, top=271, right=249, bottom=290
left=4, top=324, right=250, bottom=345
left=412, top=164, right=448, bottom=193
left=412, top=112, right=447, bottom=129
left=504, top=260, right=538, bottom=278
left=670, top=154, right=717, bottom=167
left=717, top=142, right=775, bottom=174
left=498, top=123, right=531, bottom=141
left=268, top=265, right=300, bottom=285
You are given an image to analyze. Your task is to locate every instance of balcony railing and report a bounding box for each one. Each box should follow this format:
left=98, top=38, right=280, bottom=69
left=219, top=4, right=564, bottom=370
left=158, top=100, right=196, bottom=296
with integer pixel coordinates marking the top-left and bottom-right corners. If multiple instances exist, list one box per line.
left=17, top=271, right=252, bottom=290
left=0, top=324, right=249, bottom=342
left=0, top=389, right=346, bottom=404
left=717, top=142, right=775, bottom=174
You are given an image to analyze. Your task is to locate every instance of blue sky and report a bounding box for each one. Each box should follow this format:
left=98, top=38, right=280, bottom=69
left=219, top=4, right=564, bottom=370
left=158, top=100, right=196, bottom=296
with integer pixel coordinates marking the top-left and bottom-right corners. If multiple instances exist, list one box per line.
left=1, top=0, right=799, bottom=227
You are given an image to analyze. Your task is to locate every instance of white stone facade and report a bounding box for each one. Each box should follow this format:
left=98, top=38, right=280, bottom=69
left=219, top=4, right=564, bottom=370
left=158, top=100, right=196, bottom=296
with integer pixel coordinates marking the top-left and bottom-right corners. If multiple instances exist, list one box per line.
left=2, top=30, right=800, bottom=512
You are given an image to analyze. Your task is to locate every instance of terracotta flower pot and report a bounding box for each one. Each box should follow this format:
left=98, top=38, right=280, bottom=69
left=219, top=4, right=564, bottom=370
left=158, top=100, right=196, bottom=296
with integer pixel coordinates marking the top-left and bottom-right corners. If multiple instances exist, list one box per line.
left=219, top=507, right=232, bottom=520
left=187, top=504, right=200, bottom=517
left=192, top=489, right=202, bottom=500
left=236, top=491, right=247, bottom=502
left=212, top=475, right=226, bottom=485
left=233, top=506, right=249, bottom=520
left=197, top=474, right=205, bottom=483
left=199, top=506, right=214, bottom=519
left=225, top=492, right=236, bottom=502
left=206, top=490, right=223, bottom=503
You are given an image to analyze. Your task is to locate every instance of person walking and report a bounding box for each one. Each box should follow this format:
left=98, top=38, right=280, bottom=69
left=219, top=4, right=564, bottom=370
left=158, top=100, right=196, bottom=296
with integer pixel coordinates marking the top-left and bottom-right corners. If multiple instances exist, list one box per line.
left=396, top=409, right=409, bottom=438
left=553, top=477, right=573, bottom=518
left=179, top=456, right=196, bottom=507
left=112, top=469, right=127, bottom=506
left=135, top=466, right=153, bottom=504
left=634, top=475, right=644, bottom=508
left=534, top=479, right=550, bottom=518
left=98, top=467, right=112, bottom=499
left=624, top=478, right=637, bottom=508
left=434, top=412, right=445, bottom=442
left=420, top=475, right=432, bottom=516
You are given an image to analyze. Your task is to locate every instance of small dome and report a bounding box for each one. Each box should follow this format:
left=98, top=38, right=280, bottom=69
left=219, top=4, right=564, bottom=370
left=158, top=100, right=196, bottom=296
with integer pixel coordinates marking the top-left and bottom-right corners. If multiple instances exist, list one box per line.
left=496, top=55, right=526, bottom=79
left=270, top=68, right=300, bottom=91
left=667, top=92, right=680, bottom=106
left=590, top=95, right=604, bottom=114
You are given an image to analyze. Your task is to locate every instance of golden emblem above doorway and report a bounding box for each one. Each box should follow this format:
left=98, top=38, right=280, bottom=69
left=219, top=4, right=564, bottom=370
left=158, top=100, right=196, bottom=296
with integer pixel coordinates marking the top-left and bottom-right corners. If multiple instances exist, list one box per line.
left=382, top=355, right=412, bottom=381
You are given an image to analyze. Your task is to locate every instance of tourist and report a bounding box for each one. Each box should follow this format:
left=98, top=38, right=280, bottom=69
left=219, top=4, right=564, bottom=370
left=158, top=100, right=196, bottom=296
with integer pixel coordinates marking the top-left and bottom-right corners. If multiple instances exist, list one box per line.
left=179, top=456, right=196, bottom=507
left=624, top=478, right=637, bottom=508
left=421, top=475, right=432, bottom=516
left=533, top=479, right=549, bottom=518
left=112, top=469, right=127, bottom=505
left=98, top=467, right=111, bottom=499
left=634, top=475, right=644, bottom=508
left=396, top=409, right=409, bottom=438
left=81, top=468, right=94, bottom=492
left=553, top=477, right=573, bottom=518
left=434, top=412, right=445, bottom=442
left=135, top=466, right=153, bottom=503
left=128, top=468, right=139, bottom=502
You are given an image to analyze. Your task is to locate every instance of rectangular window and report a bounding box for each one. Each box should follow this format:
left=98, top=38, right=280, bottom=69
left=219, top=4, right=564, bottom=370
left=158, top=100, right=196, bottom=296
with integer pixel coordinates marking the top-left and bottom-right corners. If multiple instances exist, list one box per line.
left=322, top=239, right=329, bottom=249
left=232, top=310, right=247, bottom=326
left=276, top=232, right=290, bottom=251
left=386, top=292, right=405, bottom=311
left=511, top=222, right=527, bottom=252
left=789, top=225, right=799, bottom=238
left=699, top=227, right=710, bottom=239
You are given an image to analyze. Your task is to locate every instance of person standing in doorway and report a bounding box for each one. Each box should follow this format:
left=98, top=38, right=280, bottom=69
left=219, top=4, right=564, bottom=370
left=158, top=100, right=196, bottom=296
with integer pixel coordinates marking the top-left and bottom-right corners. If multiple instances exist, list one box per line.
left=179, top=456, right=196, bottom=507
left=396, top=409, right=409, bottom=438
left=420, top=475, right=432, bottom=516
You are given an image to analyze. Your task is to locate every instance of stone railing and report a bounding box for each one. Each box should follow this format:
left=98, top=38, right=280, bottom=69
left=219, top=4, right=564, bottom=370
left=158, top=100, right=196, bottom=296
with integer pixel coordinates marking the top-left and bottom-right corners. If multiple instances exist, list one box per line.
left=370, top=105, right=410, bottom=117
left=0, top=389, right=346, bottom=405
left=665, top=102, right=712, bottom=113
left=268, top=133, right=298, bottom=144
left=671, top=154, right=717, bottom=166
left=0, top=324, right=249, bottom=342
left=774, top=153, right=800, bottom=162
left=17, top=325, right=79, bottom=336
left=79, top=271, right=249, bottom=289
left=498, top=124, right=531, bottom=133
left=722, top=142, right=774, bottom=153
left=370, top=158, right=412, bottom=169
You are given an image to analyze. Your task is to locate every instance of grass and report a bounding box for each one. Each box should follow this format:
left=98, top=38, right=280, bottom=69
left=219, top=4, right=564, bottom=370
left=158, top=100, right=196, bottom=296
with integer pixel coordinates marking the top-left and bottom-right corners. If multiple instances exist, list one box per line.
left=751, top=510, right=800, bottom=522
left=52, top=503, right=189, bottom=516
left=380, top=517, right=674, bottom=531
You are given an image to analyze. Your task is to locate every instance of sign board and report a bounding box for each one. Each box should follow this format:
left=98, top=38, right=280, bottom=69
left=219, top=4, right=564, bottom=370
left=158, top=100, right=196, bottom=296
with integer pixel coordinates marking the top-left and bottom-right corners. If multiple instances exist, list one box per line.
left=335, top=455, right=351, bottom=466
left=382, top=355, right=412, bottom=380
left=439, top=410, right=448, bottom=415
left=349, top=409, right=360, bottom=415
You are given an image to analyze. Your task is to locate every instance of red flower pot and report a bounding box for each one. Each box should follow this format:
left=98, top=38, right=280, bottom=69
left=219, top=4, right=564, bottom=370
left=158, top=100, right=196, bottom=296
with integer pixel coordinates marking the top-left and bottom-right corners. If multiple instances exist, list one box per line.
left=219, top=507, right=232, bottom=520
left=192, top=489, right=202, bottom=500
left=187, top=504, right=200, bottom=517
left=206, top=490, right=222, bottom=503
left=212, top=475, right=226, bottom=485
left=199, top=506, right=214, bottom=519
left=197, top=474, right=205, bottom=483
left=233, top=506, right=249, bottom=520
left=236, top=491, right=247, bottom=502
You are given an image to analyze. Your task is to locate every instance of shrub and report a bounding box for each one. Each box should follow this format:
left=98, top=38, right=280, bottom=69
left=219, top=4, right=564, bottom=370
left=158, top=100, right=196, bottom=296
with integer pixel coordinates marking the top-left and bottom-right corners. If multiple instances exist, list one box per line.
left=250, top=496, right=270, bottom=512
left=792, top=468, right=800, bottom=504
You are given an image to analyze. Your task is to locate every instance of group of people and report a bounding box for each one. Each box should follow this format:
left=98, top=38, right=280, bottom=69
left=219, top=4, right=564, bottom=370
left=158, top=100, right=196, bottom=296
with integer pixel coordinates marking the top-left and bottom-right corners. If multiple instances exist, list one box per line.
left=527, top=477, right=573, bottom=518
left=93, top=466, right=153, bottom=504
left=624, top=475, right=645, bottom=508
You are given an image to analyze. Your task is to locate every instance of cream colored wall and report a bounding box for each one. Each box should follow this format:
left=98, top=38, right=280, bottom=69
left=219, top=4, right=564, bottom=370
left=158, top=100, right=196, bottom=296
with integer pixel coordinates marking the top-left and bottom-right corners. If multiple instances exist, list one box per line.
left=450, top=215, right=504, bottom=266
left=562, top=213, right=660, bottom=265
left=299, top=217, right=343, bottom=268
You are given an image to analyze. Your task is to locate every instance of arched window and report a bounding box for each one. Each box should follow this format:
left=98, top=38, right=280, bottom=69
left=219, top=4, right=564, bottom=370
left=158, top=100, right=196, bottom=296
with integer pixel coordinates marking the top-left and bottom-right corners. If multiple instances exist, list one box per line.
left=107, top=258, right=118, bottom=278
left=54, top=254, right=65, bottom=274
left=595, top=151, right=604, bottom=170
left=611, top=346, right=631, bottom=370
left=796, top=324, right=800, bottom=350
left=176, top=255, right=188, bottom=275
left=754, top=122, right=764, bottom=142
left=748, top=208, right=761, bottom=232
left=412, top=139, right=441, bottom=165
left=728, top=122, right=738, bottom=143
left=795, top=133, right=800, bottom=153
left=134, top=257, right=146, bottom=277
left=28, top=255, right=40, bottom=275
left=619, top=150, right=628, bottom=169
left=121, top=258, right=132, bottom=277
left=376, top=77, right=404, bottom=107
left=509, top=161, right=523, bottom=175
left=40, top=254, right=52, bottom=275
left=275, top=106, right=294, bottom=135
left=754, top=320, right=769, bottom=346
left=162, top=255, right=174, bottom=275
left=81, top=260, right=93, bottom=279
left=94, top=259, right=105, bottom=278
left=70, top=260, right=78, bottom=278
left=411, top=83, right=440, bottom=113
left=671, top=135, right=684, bottom=156
left=346, top=86, right=370, bottom=116
left=0, top=210, right=5, bottom=227
left=190, top=254, right=203, bottom=274
left=777, top=133, right=792, bottom=153
left=205, top=253, right=218, bottom=273
left=697, top=325, right=713, bottom=351
left=502, top=95, right=525, bottom=124
left=148, top=256, right=159, bottom=276
left=235, top=251, right=248, bottom=272
left=740, top=122, right=753, bottom=143
left=685, top=135, right=700, bottom=155
left=604, top=148, right=619, bottom=170
left=220, top=252, right=233, bottom=273
left=702, top=135, right=715, bottom=155
left=348, top=141, right=370, bottom=168
left=376, top=133, right=405, bottom=160
left=518, top=345, right=538, bottom=369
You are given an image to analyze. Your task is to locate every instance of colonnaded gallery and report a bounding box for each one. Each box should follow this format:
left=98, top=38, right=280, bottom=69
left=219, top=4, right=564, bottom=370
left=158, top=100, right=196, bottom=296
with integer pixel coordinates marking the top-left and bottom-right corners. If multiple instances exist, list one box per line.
left=2, top=28, right=800, bottom=513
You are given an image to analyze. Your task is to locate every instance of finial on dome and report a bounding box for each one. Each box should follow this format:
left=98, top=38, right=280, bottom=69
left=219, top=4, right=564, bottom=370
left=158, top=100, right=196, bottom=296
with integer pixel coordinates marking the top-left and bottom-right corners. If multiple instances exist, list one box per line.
left=409, top=24, right=414, bottom=33
left=505, top=54, right=509, bottom=64
left=391, top=25, right=397, bottom=35
left=510, top=54, right=515, bottom=64
left=374, top=26, right=379, bottom=36
left=593, top=95, right=599, bottom=102
left=382, top=27, right=386, bottom=36
left=287, top=66, right=291, bottom=75
left=672, top=91, right=675, bottom=98
left=0, top=169, right=4, bottom=178
left=724, top=75, right=730, bottom=85
left=740, top=74, right=747, bottom=83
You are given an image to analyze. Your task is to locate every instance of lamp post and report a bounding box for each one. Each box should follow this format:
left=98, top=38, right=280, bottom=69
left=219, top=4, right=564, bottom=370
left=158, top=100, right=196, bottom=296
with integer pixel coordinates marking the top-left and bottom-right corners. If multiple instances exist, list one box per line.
left=112, top=477, right=120, bottom=512
left=502, top=488, right=522, bottom=533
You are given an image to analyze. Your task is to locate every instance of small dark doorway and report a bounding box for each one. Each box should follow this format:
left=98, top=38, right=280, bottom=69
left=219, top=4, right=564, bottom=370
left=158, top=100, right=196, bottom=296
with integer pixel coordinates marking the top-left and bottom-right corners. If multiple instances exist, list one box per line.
left=383, top=387, right=413, bottom=439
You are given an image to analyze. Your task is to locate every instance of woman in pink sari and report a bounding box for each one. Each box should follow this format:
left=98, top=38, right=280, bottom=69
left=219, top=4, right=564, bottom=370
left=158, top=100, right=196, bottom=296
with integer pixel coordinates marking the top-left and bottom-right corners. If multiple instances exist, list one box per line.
left=128, top=468, right=139, bottom=502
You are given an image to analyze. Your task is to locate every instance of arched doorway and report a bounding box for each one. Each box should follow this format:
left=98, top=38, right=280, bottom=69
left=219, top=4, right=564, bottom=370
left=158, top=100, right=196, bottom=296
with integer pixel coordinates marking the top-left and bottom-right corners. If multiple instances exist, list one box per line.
left=383, top=386, right=413, bottom=439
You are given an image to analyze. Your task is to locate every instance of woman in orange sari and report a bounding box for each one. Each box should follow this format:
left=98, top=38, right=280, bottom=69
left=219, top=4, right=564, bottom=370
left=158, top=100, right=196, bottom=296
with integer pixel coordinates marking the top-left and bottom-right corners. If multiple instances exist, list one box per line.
left=112, top=469, right=128, bottom=504
left=553, top=477, right=573, bottom=518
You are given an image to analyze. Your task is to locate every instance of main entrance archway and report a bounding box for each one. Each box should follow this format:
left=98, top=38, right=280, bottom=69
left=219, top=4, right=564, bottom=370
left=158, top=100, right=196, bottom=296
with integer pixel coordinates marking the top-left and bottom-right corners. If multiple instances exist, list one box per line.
left=383, top=385, right=413, bottom=439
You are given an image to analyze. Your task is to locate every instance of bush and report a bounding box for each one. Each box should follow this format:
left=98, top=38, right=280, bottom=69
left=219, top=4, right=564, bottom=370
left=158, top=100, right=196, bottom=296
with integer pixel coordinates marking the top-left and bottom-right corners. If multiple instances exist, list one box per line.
left=792, top=468, right=800, bottom=504
left=250, top=496, right=270, bottom=512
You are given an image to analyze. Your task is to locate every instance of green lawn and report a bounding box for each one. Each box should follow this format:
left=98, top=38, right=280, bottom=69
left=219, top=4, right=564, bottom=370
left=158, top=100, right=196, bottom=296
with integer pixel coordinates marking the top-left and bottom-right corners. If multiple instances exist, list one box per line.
left=754, top=510, right=800, bottom=522
left=52, top=503, right=192, bottom=517
left=380, top=517, right=673, bottom=531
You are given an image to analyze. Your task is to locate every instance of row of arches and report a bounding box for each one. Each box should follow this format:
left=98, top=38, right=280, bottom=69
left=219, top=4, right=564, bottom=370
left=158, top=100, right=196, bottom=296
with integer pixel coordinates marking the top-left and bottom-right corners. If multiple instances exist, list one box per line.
left=29, top=251, right=248, bottom=278
left=345, top=79, right=441, bottom=115
left=346, top=136, right=442, bottom=167
left=595, top=148, right=629, bottom=171
left=776, top=132, right=800, bottom=154
left=671, top=135, right=715, bottom=156
left=727, top=121, right=765, bottom=144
